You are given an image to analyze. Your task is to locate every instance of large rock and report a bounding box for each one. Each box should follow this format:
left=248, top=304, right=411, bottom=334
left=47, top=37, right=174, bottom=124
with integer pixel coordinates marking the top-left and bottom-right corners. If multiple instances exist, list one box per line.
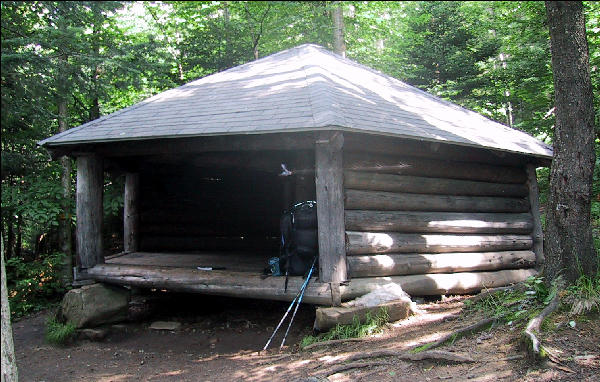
left=314, top=283, right=416, bottom=331
left=61, top=283, right=130, bottom=328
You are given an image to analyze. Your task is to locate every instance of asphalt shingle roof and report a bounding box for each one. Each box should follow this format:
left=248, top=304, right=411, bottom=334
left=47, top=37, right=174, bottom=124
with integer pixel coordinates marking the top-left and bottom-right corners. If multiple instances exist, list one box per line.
left=39, top=44, right=552, bottom=159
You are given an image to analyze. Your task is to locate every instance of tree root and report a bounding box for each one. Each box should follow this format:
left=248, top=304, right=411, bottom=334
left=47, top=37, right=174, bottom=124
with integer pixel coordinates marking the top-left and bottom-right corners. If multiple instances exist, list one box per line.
left=315, top=361, right=391, bottom=377
left=302, top=337, right=365, bottom=351
left=521, top=293, right=560, bottom=361
left=415, top=316, right=498, bottom=351
left=326, top=349, right=474, bottom=366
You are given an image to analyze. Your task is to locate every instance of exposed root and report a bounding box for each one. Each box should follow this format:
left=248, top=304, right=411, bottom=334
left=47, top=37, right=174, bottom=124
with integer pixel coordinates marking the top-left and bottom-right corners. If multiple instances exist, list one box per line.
left=302, top=337, right=365, bottom=351
left=334, top=349, right=474, bottom=364
left=522, top=293, right=560, bottom=361
left=315, top=361, right=391, bottom=377
left=414, top=316, right=498, bottom=351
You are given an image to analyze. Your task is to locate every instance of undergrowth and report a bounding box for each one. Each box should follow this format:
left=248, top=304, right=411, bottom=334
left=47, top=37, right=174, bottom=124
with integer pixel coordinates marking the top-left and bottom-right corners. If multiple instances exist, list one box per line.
left=463, top=276, right=557, bottom=327
left=564, top=272, right=600, bottom=315
left=45, top=316, right=76, bottom=345
left=301, top=307, right=389, bottom=348
left=5, top=252, right=69, bottom=318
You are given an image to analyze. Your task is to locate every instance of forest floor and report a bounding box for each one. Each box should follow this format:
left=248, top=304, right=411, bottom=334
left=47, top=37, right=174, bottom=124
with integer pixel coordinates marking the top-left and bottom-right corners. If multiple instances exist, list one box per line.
left=12, top=292, right=600, bottom=382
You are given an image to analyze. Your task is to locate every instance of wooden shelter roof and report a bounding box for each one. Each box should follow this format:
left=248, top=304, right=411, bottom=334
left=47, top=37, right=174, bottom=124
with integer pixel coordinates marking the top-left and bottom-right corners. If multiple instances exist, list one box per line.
left=39, top=44, right=552, bottom=160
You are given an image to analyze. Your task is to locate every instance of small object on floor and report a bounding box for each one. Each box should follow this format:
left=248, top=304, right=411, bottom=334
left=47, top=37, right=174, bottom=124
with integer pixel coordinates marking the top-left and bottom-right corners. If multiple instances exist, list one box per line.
left=149, top=321, right=181, bottom=330
left=196, top=266, right=226, bottom=271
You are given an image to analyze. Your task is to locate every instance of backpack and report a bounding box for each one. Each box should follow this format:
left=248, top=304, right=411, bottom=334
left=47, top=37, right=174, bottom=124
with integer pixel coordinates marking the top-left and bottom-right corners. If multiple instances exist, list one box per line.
left=279, top=201, right=318, bottom=279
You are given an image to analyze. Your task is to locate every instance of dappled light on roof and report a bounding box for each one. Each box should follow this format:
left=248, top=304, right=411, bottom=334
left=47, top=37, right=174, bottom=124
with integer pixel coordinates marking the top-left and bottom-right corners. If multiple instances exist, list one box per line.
left=39, top=44, right=552, bottom=159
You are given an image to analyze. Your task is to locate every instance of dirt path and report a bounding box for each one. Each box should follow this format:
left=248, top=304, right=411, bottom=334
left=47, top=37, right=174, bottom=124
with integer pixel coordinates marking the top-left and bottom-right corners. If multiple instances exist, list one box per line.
left=12, top=293, right=600, bottom=381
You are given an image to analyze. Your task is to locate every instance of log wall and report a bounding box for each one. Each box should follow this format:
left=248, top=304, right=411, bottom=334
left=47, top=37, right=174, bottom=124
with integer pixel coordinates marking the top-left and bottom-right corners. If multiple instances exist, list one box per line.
left=344, top=152, right=537, bottom=279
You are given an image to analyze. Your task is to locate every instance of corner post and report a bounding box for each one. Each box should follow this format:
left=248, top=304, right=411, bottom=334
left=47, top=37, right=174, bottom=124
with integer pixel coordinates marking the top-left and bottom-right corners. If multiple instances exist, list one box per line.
left=526, top=164, right=544, bottom=269
left=76, top=154, right=104, bottom=275
left=124, top=172, right=140, bottom=253
left=315, top=131, right=347, bottom=305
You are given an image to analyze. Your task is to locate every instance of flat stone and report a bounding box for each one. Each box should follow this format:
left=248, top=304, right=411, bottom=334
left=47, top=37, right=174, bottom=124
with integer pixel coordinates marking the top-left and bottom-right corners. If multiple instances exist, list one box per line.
left=149, top=321, right=181, bottom=331
left=79, top=328, right=109, bottom=341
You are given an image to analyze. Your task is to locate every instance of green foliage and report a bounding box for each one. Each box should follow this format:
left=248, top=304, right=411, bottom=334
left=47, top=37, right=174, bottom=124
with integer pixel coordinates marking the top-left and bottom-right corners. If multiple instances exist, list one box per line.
left=565, top=271, right=600, bottom=315
left=45, top=316, right=76, bottom=345
left=464, top=276, right=558, bottom=326
left=301, top=307, right=389, bottom=347
left=5, top=252, right=68, bottom=318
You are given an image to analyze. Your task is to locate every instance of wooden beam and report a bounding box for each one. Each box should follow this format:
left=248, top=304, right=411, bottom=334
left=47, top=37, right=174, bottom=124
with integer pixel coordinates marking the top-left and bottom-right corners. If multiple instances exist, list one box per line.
left=88, top=264, right=334, bottom=305
left=347, top=251, right=536, bottom=277
left=345, top=189, right=530, bottom=213
left=340, top=268, right=538, bottom=298
left=88, top=263, right=537, bottom=300
left=346, top=232, right=533, bottom=255
left=526, top=164, right=545, bottom=268
left=76, top=154, right=104, bottom=270
left=345, top=211, right=533, bottom=234
left=344, top=171, right=528, bottom=197
left=124, top=172, right=140, bottom=253
left=345, top=152, right=527, bottom=184
left=343, top=132, right=552, bottom=167
left=315, top=132, right=347, bottom=283
left=59, top=132, right=317, bottom=158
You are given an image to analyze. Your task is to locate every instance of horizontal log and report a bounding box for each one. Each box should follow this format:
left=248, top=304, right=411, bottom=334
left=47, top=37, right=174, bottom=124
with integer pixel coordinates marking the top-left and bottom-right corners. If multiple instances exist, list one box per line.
left=88, top=264, right=334, bottom=305
left=345, top=189, right=529, bottom=213
left=344, top=152, right=528, bottom=184
left=347, top=251, right=536, bottom=277
left=346, top=232, right=533, bottom=255
left=88, top=263, right=538, bottom=301
left=344, top=171, right=528, bottom=197
left=343, top=132, right=551, bottom=167
left=341, top=269, right=538, bottom=297
left=345, top=211, right=533, bottom=234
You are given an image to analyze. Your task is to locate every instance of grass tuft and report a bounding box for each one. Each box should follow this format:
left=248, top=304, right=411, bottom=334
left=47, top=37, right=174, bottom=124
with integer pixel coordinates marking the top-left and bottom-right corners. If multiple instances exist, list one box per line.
left=301, top=307, right=389, bottom=348
left=45, top=317, right=76, bottom=345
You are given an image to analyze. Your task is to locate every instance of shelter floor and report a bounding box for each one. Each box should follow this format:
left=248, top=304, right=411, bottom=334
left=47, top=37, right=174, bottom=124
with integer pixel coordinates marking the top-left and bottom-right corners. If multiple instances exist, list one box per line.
left=105, top=251, right=274, bottom=273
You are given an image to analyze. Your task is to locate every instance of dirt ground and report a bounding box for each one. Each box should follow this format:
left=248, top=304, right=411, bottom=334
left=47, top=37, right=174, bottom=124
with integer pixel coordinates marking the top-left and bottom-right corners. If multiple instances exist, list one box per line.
left=12, top=292, right=600, bottom=382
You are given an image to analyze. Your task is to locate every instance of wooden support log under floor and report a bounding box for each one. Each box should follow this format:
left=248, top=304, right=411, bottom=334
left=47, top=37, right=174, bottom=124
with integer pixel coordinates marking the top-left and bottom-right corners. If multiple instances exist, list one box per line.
left=87, top=264, right=537, bottom=304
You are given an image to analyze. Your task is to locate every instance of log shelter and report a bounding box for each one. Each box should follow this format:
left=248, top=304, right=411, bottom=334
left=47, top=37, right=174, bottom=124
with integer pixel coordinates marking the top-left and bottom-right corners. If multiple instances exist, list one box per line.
left=39, top=44, right=552, bottom=306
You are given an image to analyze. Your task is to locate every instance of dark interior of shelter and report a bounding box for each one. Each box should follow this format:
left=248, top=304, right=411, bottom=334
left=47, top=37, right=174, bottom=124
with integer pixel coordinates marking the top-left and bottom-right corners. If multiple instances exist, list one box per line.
left=104, top=149, right=317, bottom=273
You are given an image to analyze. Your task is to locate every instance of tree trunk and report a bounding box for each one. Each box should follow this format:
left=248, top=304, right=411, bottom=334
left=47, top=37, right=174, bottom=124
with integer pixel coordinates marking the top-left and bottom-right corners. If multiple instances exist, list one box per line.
left=1, top=237, right=19, bottom=382
left=544, top=1, right=597, bottom=282
left=57, top=53, right=73, bottom=284
left=332, top=1, right=346, bottom=57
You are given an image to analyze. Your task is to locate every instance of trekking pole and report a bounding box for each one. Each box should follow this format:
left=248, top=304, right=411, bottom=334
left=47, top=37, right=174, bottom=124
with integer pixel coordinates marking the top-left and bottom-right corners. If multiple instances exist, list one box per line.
left=262, top=269, right=314, bottom=351
left=279, top=257, right=317, bottom=349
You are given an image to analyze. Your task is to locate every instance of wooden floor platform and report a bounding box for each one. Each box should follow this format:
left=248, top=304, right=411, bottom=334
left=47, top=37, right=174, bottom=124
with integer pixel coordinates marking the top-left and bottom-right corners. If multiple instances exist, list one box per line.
left=88, top=251, right=538, bottom=306
left=105, top=251, right=270, bottom=273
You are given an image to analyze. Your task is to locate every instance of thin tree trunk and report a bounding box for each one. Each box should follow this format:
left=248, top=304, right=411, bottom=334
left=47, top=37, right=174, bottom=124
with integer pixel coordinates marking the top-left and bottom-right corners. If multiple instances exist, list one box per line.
left=332, top=1, right=345, bottom=57
left=544, top=1, right=597, bottom=282
left=1, top=237, right=19, bottom=382
left=14, top=213, right=21, bottom=259
left=57, top=53, right=73, bottom=285
left=5, top=212, right=14, bottom=260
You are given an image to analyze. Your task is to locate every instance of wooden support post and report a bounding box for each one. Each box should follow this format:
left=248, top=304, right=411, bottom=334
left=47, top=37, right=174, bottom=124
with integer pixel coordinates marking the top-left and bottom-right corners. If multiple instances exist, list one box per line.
left=124, top=172, right=140, bottom=253
left=76, top=154, right=104, bottom=272
left=526, top=164, right=545, bottom=269
left=315, top=131, right=347, bottom=289
left=294, top=152, right=315, bottom=203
